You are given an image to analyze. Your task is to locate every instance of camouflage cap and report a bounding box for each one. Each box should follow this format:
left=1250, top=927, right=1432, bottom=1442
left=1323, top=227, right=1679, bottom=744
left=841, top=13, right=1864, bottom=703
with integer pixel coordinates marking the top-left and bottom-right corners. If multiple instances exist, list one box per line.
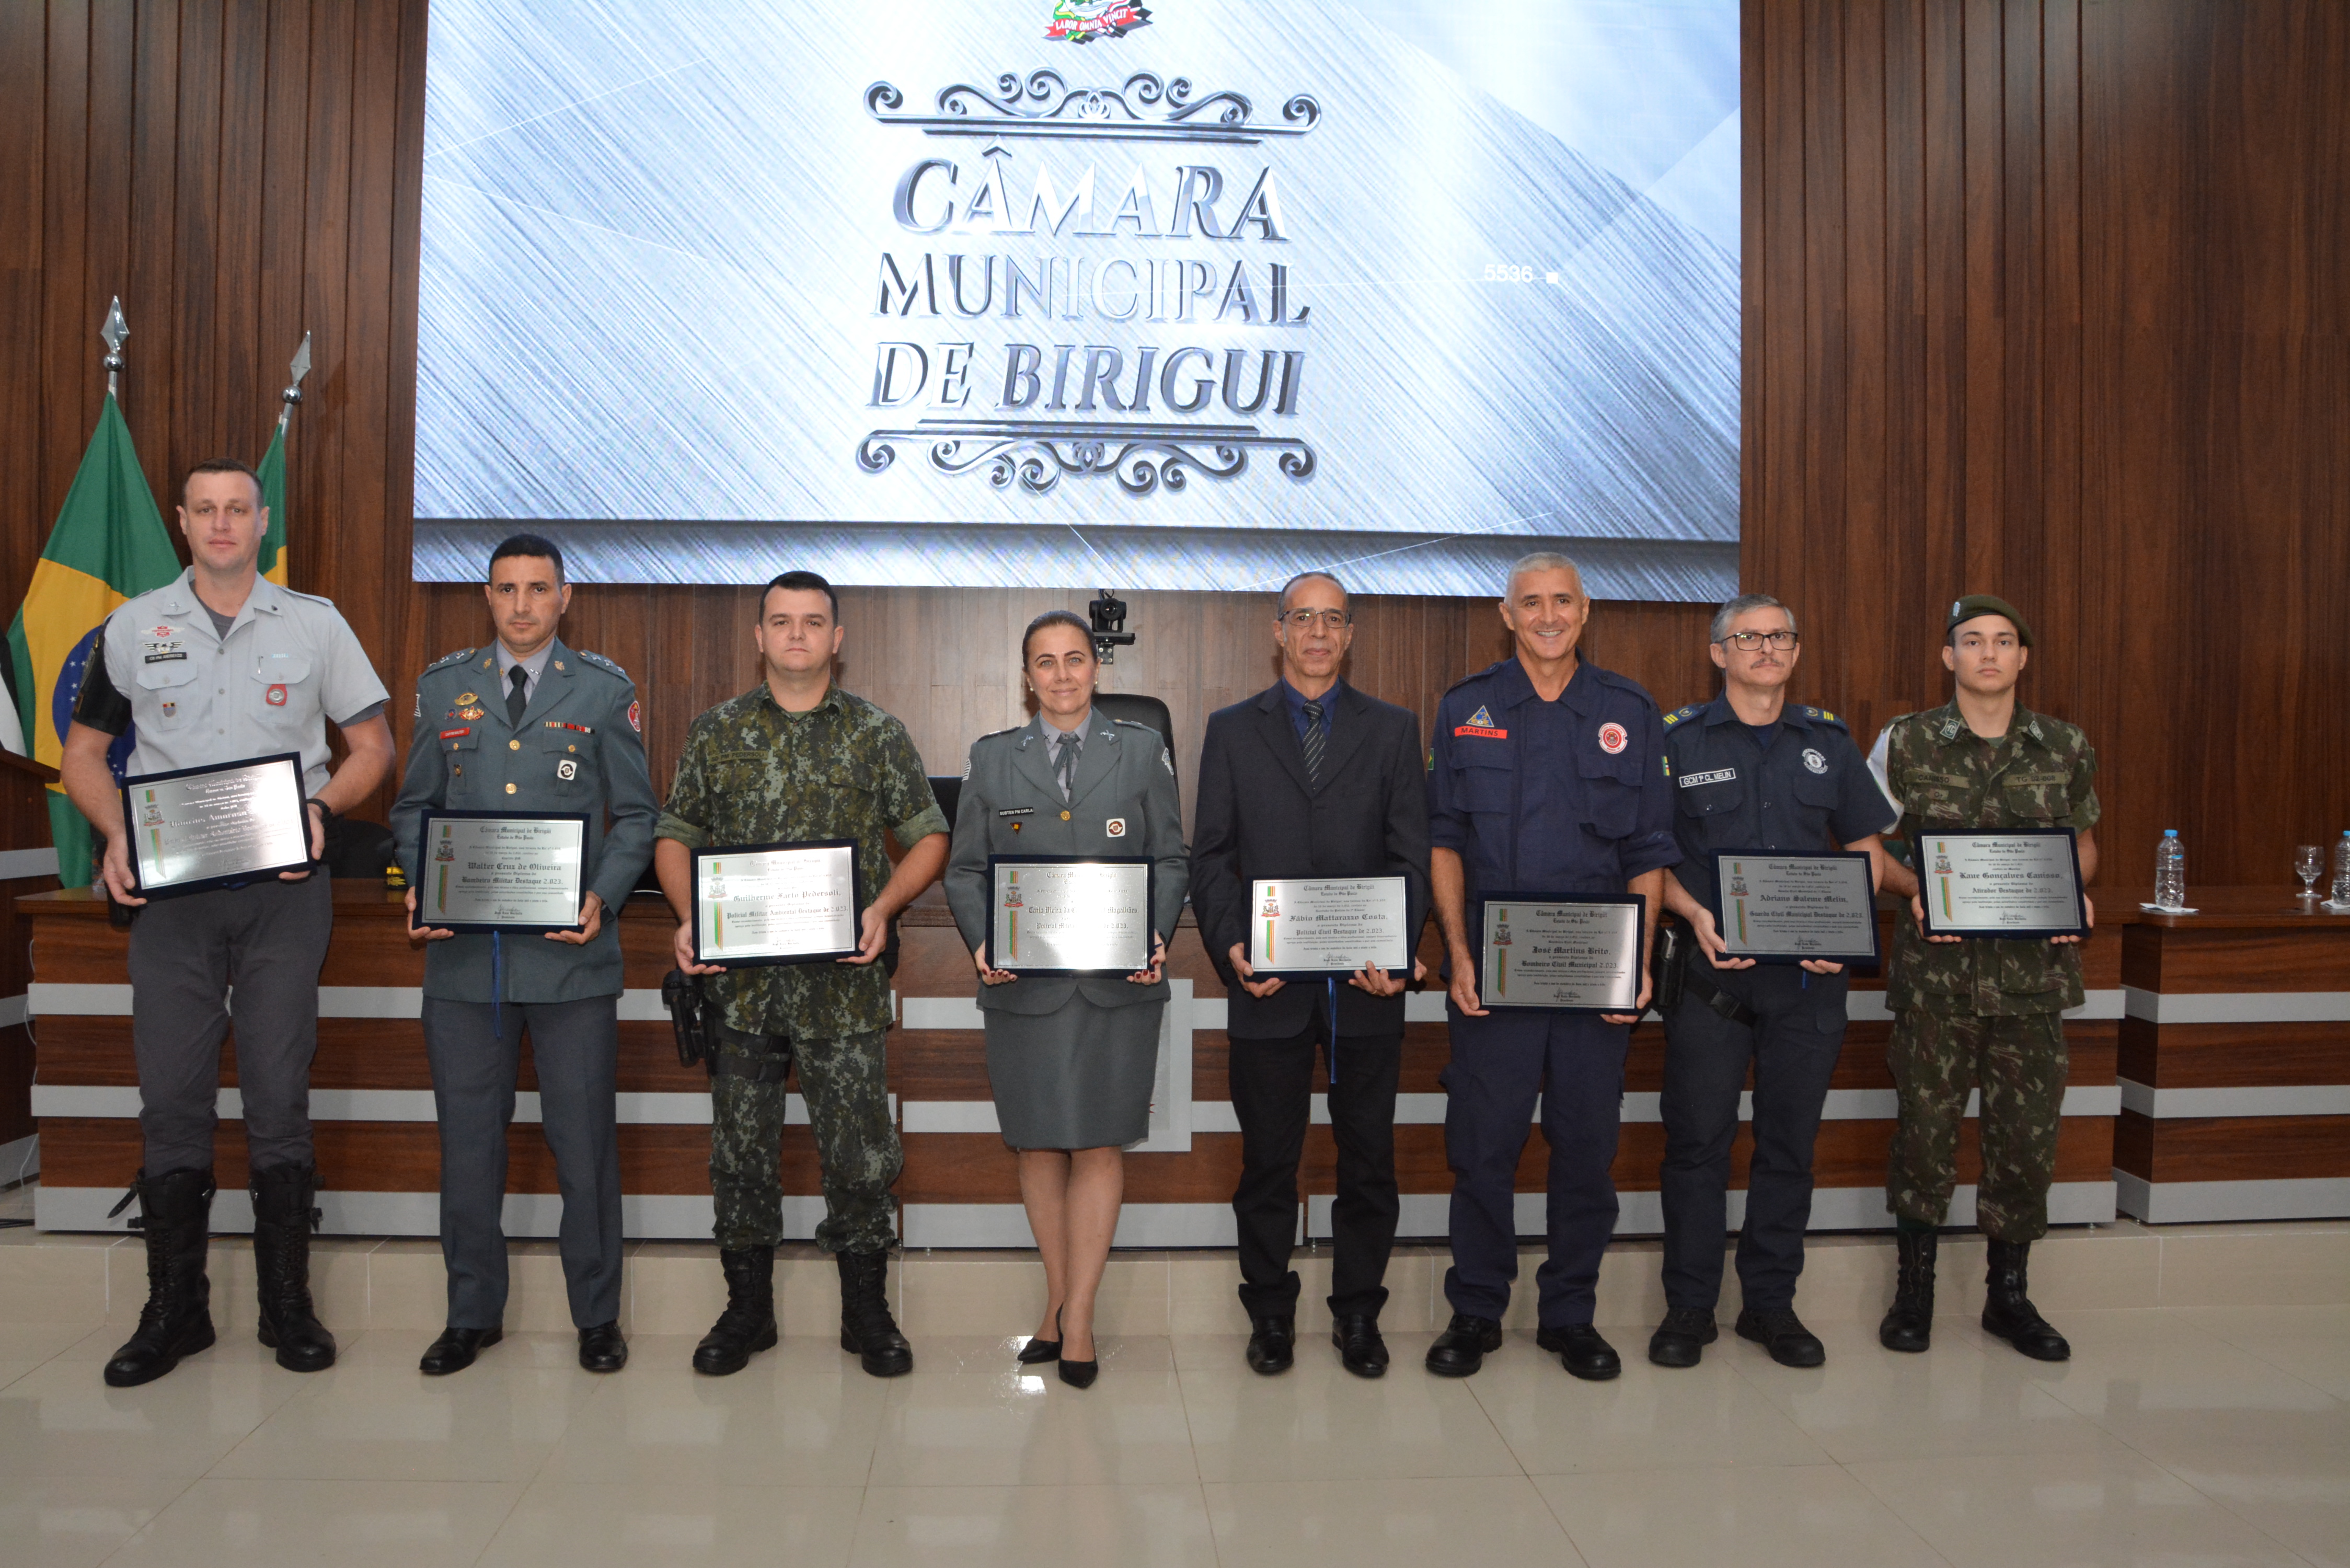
left=1946, top=594, right=2033, bottom=647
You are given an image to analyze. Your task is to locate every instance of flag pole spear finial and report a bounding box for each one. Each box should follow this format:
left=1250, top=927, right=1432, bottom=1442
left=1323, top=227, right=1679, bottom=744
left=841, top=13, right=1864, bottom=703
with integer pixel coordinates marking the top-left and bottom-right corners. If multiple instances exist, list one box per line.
left=100, top=297, right=128, bottom=399
left=277, top=330, right=312, bottom=434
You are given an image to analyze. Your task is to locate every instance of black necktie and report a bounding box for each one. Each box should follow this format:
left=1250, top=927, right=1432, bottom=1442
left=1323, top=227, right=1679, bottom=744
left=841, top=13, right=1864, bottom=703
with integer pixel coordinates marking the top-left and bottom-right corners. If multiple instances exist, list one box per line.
left=1301, top=700, right=1326, bottom=785
left=1054, top=731, right=1079, bottom=801
left=506, top=664, right=529, bottom=728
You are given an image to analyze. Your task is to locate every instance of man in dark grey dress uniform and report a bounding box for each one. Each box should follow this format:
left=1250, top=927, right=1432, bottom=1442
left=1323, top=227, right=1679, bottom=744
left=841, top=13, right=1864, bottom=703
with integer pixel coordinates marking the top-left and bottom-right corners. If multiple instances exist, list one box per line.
left=391, top=534, right=659, bottom=1376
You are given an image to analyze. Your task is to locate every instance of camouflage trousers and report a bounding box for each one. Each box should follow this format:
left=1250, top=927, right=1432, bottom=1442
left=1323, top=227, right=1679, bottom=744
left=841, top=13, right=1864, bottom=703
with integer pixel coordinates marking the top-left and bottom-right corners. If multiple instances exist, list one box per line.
left=1886, top=1009, right=2068, bottom=1242
left=709, top=1025, right=902, bottom=1254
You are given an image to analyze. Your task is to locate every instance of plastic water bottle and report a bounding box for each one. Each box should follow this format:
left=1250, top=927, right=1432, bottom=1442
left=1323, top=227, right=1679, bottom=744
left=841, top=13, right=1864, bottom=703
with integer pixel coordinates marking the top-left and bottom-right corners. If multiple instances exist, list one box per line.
left=2333, top=831, right=2350, bottom=906
left=2154, top=829, right=2186, bottom=911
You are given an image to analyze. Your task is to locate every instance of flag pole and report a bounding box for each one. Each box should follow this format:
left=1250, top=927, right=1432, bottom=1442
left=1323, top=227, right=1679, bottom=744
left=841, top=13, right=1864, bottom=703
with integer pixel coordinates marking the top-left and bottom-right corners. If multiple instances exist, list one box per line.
left=278, top=329, right=312, bottom=434
left=101, top=297, right=127, bottom=399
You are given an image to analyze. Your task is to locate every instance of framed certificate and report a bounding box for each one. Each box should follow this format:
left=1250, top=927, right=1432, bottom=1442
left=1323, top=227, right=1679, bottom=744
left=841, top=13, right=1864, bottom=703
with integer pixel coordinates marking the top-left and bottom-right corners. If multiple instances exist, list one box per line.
left=1914, top=828, right=2088, bottom=940
left=1711, top=850, right=1881, bottom=965
left=1249, top=877, right=1410, bottom=978
left=121, top=752, right=312, bottom=898
left=987, top=856, right=1155, bottom=976
left=1479, top=892, right=1645, bottom=1012
left=690, top=839, right=863, bottom=967
left=414, top=809, right=590, bottom=933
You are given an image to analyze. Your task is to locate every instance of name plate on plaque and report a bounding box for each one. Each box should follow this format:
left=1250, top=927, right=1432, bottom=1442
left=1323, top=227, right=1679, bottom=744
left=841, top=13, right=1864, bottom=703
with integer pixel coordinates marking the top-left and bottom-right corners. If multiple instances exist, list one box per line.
left=1249, top=877, right=1410, bottom=977
left=122, top=752, right=312, bottom=898
left=1479, top=892, right=1644, bottom=1012
left=988, top=856, right=1154, bottom=975
left=1712, top=851, right=1882, bottom=965
left=1915, top=829, right=2088, bottom=940
left=416, top=810, right=589, bottom=933
left=692, top=839, right=862, bottom=967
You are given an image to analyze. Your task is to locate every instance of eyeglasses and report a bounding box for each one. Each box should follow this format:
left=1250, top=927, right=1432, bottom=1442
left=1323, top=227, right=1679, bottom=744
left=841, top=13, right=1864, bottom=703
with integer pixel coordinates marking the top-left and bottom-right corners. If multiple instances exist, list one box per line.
left=1717, top=630, right=1800, bottom=651
left=1281, top=610, right=1351, bottom=632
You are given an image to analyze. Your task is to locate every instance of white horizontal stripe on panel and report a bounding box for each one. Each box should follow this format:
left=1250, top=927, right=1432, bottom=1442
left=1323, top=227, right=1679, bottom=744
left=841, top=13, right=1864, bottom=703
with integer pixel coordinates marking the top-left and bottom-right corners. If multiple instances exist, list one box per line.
left=0, top=994, right=25, bottom=1028
left=901, top=1201, right=1240, bottom=1250
left=0, top=846, right=60, bottom=880
left=29, top=1083, right=836, bottom=1127
left=912, top=1086, right=2118, bottom=1134
left=902, top=997, right=985, bottom=1031
left=1006, top=985, right=2126, bottom=1030
left=29, top=983, right=132, bottom=1016
left=2123, top=987, right=2350, bottom=1025
left=1341, top=1180, right=2119, bottom=1243
left=29, top=984, right=680, bottom=1021
left=32, top=1184, right=814, bottom=1239
left=2118, top=1080, right=2350, bottom=1119
left=2114, top=1172, right=2350, bottom=1225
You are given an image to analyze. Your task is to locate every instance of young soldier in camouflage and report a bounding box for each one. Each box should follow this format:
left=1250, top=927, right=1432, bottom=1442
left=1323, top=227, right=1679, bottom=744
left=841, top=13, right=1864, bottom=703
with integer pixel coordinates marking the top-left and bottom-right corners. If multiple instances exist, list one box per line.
left=1874, top=595, right=2099, bottom=1362
left=654, top=571, right=949, bottom=1377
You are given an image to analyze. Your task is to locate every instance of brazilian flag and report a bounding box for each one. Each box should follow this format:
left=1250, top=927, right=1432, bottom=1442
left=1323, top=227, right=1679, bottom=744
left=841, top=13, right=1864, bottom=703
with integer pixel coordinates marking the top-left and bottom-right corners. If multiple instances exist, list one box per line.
left=2, top=394, right=183, bottom=886
left=254, top=416, right=291, bottom=585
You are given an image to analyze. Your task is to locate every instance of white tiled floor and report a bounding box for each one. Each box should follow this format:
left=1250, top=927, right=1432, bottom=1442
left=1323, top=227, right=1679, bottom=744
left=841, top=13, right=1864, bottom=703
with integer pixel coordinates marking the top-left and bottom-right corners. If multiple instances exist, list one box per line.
left=1, top=1224, right=2344, bottom=1564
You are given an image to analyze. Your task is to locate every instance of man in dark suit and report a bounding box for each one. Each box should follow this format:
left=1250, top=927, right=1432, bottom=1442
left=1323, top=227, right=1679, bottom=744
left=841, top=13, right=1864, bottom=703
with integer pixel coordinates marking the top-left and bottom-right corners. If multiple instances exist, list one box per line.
left=1192, top=571, right=1431, bottom=1378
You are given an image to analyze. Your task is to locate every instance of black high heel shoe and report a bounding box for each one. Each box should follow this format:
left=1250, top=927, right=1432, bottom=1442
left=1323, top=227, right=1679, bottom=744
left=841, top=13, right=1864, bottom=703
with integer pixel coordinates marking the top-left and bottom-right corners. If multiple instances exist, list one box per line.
left=1056, top=1320, right=1098, bottom=1389
left=1018, top=1307, right=1063, bottom=1366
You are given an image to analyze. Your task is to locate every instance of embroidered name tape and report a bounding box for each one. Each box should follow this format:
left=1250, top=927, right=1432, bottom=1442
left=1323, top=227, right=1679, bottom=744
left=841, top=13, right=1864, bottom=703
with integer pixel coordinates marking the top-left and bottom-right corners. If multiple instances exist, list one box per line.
left=1454, top=724, right=1507, bottom=740
left=1677, top=768, right=1736, bottom=789
left=997, top=807, right=1034, bottom=817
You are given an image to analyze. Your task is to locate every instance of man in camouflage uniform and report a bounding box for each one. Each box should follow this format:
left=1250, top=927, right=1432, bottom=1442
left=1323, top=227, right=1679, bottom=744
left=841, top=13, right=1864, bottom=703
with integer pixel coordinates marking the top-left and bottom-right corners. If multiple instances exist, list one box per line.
left=1874, top=594, right=2099, bottom=1362
left=654, top=570, right=949, bottom=1377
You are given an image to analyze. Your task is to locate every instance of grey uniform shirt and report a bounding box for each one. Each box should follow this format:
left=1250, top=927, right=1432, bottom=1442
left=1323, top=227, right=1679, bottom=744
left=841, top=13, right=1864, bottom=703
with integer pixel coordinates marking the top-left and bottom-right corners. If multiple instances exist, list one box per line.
left=81, top=570, right=388, bottom=794
left=944, top=714, right=1190, bottom=1017
left=389, top=639, right=660, bottom=1004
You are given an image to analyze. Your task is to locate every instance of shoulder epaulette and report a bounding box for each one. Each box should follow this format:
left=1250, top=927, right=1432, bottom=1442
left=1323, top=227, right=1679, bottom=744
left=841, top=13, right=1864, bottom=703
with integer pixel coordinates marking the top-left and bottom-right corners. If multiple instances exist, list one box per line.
left=1111, top=717, right=1155, bottom=731
left=1441, top=660, right=1508, bottom=697
left=1799, top=705, right=1850, bottom=732
left=976, top=724, right=1022, bottom=743
left=574, top=649, right=628, bottom=678
left=1663, top=704, right=1704, bottom=728
left=427, top=647, right=478, bottom=672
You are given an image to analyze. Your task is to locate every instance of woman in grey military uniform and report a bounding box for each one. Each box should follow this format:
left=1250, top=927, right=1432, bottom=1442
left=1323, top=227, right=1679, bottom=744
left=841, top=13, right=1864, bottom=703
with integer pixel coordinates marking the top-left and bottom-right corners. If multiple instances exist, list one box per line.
left=946, top=611, right=1189, bottom=1387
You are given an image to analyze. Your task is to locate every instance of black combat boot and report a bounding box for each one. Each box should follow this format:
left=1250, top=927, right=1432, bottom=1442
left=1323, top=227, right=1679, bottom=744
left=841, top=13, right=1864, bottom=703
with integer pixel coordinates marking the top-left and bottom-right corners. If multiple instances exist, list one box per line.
left=103, top=1168, right=218, bottom=1387
left=692, top=1247, right=778, bottom=1376
left=1878, top=1227, right=1936, bottom=1353
left=250, top=1162, right=337, bottom=1373
left=1982, top=1239, right=2071, bottom=1361
left=837, top=1248, right=913, bottom=1377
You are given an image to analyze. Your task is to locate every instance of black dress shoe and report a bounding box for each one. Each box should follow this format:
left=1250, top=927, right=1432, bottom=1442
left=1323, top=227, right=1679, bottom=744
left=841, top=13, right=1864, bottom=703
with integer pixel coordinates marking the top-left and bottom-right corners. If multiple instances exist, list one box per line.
left=419, top=1325, right=501, bottom=1376
left=1424, top=1313, right=1503, bottom=1377
left=1056, top=1338, right=1099, bottom=1389
left=1245, top=1315, right=1296, bottom=1376
left=1536, top=1323, right=1622, bottom=1381
left=578, top=1321, right=628, bottom=1373
left=1018, top=1307, right=1063, bottom=1366
left=1648, top=1307, right=1719, bottom=1368
left=1331, top=1315, right=1389, bottom=1378
left=1735, top=1307, right=1826, bottom=1368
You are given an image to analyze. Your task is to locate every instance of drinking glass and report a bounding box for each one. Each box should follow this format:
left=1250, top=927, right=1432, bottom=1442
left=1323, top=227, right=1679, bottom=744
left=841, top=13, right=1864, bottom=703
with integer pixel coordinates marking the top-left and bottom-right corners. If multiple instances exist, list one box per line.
left=2295, top=845, right=2323, bottom=898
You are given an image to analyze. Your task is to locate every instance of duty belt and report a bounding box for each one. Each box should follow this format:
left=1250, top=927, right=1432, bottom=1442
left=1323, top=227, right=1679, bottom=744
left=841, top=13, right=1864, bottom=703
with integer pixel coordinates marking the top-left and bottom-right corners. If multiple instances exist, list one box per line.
left=1681, top=965, right=1759, bottom=1029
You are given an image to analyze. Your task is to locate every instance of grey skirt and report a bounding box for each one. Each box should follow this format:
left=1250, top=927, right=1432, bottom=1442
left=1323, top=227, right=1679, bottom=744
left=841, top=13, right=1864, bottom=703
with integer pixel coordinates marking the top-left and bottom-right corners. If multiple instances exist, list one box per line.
left=985, top=993, right=1165, bottom=1150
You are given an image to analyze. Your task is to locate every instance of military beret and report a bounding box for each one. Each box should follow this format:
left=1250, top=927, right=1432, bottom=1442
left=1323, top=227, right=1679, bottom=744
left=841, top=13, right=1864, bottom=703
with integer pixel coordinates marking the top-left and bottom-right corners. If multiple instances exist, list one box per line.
left=1946, top=594, right=2032, bottom=647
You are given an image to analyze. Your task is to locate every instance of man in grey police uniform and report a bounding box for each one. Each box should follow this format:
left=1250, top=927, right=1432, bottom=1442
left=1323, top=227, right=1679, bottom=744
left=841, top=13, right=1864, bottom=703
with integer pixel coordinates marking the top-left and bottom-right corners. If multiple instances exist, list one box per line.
left=62, top=456, right=395, bottom=1387
left=391, top=535, right=658, bottom=1376
left=1650, top=593, right=1893, bottom=1370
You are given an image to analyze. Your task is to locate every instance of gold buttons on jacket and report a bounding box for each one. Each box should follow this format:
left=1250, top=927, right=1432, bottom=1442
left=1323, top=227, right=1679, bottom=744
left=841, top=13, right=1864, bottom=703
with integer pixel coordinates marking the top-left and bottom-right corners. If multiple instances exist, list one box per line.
left=505, top=782, right=517, bottom=794
left=1060, top=810, right=1070, bottom=820
left=509, top=739, right=521, bottom=751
